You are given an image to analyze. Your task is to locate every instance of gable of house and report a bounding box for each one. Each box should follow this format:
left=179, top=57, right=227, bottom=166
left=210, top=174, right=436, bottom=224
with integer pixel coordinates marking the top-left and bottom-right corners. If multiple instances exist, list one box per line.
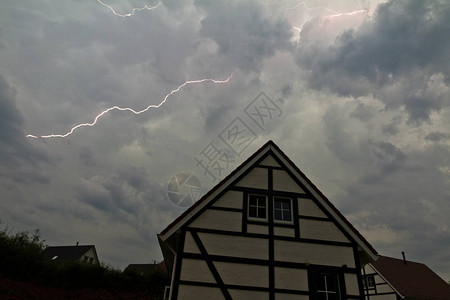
left=362, top=262, right=399, bottom=300
left=363, top=256, right=450, bottom=300
left=159, top=140, right=378, bottom=300
left=43, top=245, right=99, bottom=265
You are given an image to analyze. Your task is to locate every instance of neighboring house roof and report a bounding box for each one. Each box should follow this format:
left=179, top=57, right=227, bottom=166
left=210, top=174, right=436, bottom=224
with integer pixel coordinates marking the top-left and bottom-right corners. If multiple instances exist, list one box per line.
left=159, top=140, right=378, bottom=271
left=371, top=256, right=450, bottom=299
left=42, top=245, right=99, bottom=264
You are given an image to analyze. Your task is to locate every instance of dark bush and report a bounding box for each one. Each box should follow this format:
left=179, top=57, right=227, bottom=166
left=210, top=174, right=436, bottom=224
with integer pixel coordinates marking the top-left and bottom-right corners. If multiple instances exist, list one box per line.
left=0, top=223, right=169, bottom=299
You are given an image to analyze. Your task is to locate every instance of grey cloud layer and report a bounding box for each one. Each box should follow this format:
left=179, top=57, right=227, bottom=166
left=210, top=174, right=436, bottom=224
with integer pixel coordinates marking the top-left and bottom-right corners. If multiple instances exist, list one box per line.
left=0, top=0, right=449, bottom=279
left=296, top=0, right=450, bottom=122
left=0, top=75, right=49, bottom=183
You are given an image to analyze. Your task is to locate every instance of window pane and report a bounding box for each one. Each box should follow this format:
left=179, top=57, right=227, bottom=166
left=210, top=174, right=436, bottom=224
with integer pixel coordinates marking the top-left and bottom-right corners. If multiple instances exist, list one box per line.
left=249, top=206, right=257, bottom=218
left=249, top=197, right=257, bottom=206
left=258, top=207, right=266, bottom=218
left=328, top=294, right=337, bottom=300
left=367, top=275, right=375, bottom=287
left=274, top=201, right=281, bottom=209
left=274, top=210, right=282, bottom=220
left=258, top=197, right=266, bottom=207
left=282, top=210, right=291, bottom=221
left=317, top=293, right=327, bottom=300
left=317, top=275, right=326, bottom=290
left=326, top=274, right=337, bottom=291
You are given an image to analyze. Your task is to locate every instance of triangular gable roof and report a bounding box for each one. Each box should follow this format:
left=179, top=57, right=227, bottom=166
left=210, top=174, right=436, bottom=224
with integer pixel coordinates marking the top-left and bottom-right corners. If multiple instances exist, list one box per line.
left=159, top=140, right=378, bottom=263
left=371, top=256, right=450, bottom=299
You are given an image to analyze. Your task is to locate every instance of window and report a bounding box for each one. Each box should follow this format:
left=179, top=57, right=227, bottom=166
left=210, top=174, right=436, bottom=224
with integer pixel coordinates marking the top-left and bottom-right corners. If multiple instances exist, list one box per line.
left=363, top=275, right=375, bottom=289
left=273, top=197, right=292, bottom=223
left=248, top=194, right=267, bottom=220
left=309, top=268, right=343, bottom=300
left=316, top=273, right=339, bottom=300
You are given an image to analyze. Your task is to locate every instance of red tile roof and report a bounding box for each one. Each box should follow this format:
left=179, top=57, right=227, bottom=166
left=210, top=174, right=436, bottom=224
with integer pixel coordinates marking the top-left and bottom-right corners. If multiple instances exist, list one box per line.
left=372, top=256, right=450, bottom=300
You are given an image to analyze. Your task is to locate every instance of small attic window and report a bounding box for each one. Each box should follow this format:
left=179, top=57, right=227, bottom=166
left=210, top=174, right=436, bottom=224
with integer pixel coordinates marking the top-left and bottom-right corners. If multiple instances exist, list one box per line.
left=273, top=197, right=293, bottom=223
left=363, top=274, right=375, bottom=289
left=248, top=194, right=267, bottom=221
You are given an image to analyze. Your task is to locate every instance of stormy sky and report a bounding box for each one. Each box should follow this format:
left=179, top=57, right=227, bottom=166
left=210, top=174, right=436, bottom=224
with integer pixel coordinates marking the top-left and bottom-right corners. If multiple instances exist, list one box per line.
left=1, top=0, right=449, bottom=279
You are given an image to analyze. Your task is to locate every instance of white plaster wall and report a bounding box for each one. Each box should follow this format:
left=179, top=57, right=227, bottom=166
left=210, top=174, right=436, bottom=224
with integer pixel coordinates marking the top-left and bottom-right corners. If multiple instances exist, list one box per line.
left=179, top=259, right=215, bottom=283
left=364, top=264, right=379, bottom=276
left=298, top=198, right=328, bottom=218
left=274, top=240, right=355, bottom=268
left=344, top=273, right=360, bottom=296
left=299, top=219, right=349, bottom=242
left=273, top=169, right=304, bottom=193
left=274, top=267, right=308, bottom=291
left=235, top=167, right=268, bottom=189
left=247, top=224, right=269, bottom=235
left=198, top=233, right=268, bottom=260
left=80, top=248, right=98, bottom=264
left=215, top=262, right=269, bottom=287
left=189, top=209, right=242, bottom=232
left=366, top=294, right=397, bottom=300
left=228, top=289, right=269, bottom=300
left=212, top=190, right=243, bottom=209
left=374, top=283, right=396, bottom=294
left=177, top=285, right=225, bottom=300
left=274, top=294, right=309, bottom=300
left=183, top=232, right=200, bottom=254
left=258, top=155, right=281, bottom=167
left=374, top=274, right=387, bottom=285
left=274, top=226, right=295, bottom=237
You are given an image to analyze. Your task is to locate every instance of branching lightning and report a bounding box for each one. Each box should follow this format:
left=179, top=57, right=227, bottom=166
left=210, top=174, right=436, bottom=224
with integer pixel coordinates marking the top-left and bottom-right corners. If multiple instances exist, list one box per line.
left=26, top=74, right=233, bottom=139
left=286, top=1, right=368, bottom=35
left=97, top=0, right=161, bottom=17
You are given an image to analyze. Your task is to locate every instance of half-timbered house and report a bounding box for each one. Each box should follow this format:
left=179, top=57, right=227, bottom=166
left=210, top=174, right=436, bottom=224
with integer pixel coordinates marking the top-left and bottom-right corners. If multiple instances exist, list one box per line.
left=158, top=140, right=379, bottom=299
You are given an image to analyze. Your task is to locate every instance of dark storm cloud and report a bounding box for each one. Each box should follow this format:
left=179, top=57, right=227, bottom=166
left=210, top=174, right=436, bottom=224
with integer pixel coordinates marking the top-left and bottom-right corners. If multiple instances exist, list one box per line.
left=296, top=0, right=450, bottom=122
left=424, top=131, right=450, bottom=142
left=344, top=143, right=450, bottom=273
left=77, top=166, right=170, bottom=218
left=324, top=105, right=406, bottom=180
left=196, top=0, right=293, bottom=72
left=0, top=75, right=49, bottom=181
left=329, top=124, right=450, bottom=277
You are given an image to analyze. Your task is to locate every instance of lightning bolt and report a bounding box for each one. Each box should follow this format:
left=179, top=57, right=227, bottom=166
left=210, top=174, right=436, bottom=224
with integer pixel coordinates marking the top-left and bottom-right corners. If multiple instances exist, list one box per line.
left=97, top=0, right=161, bottom=17
left=327, top=10, right=367, bottom=19
left=284, top=1, right=338, bottom=14
left=292, top=26, right=302, bottom=33
left=286, top=1, right=368, bottom=35
left=26, top=74, right=233, bottom=139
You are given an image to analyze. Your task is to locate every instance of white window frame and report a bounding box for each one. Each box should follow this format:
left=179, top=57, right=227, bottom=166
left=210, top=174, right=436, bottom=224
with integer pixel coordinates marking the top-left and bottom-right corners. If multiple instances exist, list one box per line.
left=248, top=194, right=268, bottom=222
left=273, top=197, right=293, bottom=224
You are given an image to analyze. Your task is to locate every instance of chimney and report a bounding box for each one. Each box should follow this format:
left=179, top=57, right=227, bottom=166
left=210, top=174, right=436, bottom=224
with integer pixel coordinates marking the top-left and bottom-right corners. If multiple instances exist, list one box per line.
left=402, top=251, right=407, bottom=266
left=76, top=242, right=79, bottom=246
